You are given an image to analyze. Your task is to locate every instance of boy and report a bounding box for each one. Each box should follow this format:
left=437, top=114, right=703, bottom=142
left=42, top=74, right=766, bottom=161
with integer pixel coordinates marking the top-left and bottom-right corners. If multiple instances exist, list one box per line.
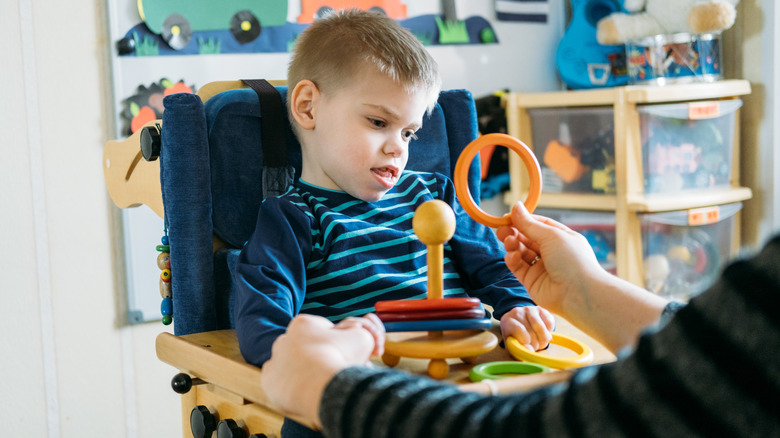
left=234, top=9, right=554, bottom=369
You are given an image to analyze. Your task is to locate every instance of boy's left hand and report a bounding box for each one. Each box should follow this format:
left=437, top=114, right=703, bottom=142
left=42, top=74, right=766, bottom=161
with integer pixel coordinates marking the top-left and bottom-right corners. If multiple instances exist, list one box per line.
left=499, top=305, right=555, bottom=351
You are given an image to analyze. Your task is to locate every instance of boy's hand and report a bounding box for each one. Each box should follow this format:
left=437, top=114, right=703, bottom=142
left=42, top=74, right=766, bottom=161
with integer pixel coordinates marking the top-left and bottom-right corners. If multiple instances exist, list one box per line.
left=334, top=313, right=385, bottom=357
left=499, top=305, right=555, bottom=351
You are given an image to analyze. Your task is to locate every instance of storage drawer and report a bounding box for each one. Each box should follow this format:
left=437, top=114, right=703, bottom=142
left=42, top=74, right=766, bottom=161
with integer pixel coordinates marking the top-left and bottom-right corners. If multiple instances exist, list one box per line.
left=528, top=107, right=615, bottom=195
left=641, top=202, right=741, bottom=300
left=639, top=99, right=741, bottom=195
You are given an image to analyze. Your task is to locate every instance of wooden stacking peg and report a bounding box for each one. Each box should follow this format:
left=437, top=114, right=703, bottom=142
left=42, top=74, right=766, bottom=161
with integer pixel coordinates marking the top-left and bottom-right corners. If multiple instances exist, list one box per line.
left=412, top=200, right=456, bottom=300
left=381, top=200, right=498, bottom=379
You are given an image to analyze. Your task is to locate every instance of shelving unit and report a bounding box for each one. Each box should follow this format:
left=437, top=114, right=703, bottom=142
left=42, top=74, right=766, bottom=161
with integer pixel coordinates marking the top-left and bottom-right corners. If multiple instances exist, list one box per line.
left=504, top=80, right=752, bottom=291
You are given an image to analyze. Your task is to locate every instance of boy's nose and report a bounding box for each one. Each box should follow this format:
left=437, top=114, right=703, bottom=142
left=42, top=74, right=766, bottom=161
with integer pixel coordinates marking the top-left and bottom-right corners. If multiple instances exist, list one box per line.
left=383, top=136, right=405, bottom=157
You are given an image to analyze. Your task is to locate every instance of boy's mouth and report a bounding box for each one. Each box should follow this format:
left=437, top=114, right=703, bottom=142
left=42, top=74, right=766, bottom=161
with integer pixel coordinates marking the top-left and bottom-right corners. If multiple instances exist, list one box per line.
left=372, top=166, right=399, bottom=188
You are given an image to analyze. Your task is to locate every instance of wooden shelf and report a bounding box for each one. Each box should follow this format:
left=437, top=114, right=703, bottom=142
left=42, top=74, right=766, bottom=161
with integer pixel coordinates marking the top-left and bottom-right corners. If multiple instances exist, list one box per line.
left=538, top=193, right=618, bottom=211
left=627, top=187, right=753, bottom=213
left=506, top=80, right=751, bottom=108
left=505, top=80, right=752, bottom=288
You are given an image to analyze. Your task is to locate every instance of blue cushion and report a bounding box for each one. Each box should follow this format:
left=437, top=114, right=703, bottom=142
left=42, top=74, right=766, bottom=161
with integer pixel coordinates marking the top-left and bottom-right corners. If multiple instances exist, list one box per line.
left=161, top=92, right=217, bottom=336
left=206, top=87, right=302, bottom=249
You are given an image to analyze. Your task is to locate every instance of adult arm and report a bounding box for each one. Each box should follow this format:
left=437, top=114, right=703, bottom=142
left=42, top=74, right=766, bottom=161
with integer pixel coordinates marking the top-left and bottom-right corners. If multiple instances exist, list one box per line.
left=315, top=235, right=780, bottom=437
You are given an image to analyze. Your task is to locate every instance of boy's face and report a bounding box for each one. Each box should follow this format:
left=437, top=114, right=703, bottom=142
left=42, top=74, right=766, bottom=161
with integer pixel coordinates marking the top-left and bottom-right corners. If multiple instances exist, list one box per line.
left=299, top=69, right=430, bottom=202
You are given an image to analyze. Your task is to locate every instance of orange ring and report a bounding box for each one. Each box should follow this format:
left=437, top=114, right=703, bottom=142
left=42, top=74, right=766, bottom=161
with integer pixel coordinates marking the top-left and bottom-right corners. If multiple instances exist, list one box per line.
left=454, top=133, right=542, bottom=228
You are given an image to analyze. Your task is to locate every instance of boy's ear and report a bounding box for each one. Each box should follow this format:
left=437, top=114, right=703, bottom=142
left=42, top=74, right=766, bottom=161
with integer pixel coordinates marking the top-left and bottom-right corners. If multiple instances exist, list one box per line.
left=290, top=80, right=319, bottom=130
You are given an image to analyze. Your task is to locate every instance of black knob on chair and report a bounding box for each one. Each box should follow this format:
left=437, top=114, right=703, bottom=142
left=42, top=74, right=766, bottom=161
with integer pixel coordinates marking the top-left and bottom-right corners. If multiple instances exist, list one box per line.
left=171, top=372, right=193, bottom=394
left=190, top=405, right=217, bottom=438
left=217, top=419, right=247, bottom=438
left=140, top=124, right=161, bottom=161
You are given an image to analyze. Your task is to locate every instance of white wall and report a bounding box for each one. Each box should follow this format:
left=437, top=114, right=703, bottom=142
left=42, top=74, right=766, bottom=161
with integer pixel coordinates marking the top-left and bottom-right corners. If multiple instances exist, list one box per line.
left=2, top=0, right=180, bottom=436
left=2, top=0, right=564, bottom=435
left=724, top=0, right=780, bottom=249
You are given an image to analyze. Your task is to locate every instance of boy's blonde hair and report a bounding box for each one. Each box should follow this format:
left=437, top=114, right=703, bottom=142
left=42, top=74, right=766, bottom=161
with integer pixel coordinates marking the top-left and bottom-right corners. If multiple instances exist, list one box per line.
left=287, top=9, right=441, bottom=125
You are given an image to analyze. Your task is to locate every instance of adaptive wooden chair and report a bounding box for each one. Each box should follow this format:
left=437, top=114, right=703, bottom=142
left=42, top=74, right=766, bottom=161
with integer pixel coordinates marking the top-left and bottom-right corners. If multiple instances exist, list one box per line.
left=104, top=79, right=494, bottom=437
left=104, top=80, right=605, bottom=438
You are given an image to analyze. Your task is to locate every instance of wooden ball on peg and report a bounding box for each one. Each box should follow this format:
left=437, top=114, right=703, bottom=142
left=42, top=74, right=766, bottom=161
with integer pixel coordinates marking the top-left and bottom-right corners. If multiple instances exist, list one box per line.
left=413, top=200, right=456, bottom=245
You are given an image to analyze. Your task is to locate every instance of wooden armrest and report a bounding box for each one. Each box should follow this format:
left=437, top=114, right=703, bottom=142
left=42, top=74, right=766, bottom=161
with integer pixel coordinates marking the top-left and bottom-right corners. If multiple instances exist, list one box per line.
left=156, top=330, right=270, bottom=405
left=157, top=322, right=613, bottom=435
left=103, top=120, right=164, bottom=218
left=156, top=320, right=614, bottom=401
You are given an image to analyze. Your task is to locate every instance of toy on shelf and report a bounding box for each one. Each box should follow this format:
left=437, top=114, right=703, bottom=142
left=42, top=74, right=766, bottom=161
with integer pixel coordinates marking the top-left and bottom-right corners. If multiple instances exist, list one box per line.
left=556, top=0, right=630, bottom=89
left=626, top=32, right=723, bottom=85
left=596, top=0, right=740, bottom=45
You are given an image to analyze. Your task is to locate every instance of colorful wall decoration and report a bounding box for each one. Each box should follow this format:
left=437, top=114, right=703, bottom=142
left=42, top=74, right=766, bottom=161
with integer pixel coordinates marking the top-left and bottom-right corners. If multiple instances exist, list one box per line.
left=116, top=0, right=500, bottom=56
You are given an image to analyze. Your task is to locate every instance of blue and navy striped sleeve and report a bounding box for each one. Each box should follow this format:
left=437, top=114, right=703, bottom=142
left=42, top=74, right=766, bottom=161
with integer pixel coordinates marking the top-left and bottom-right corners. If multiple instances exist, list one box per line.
left=233, top=196, right=313, bottom=366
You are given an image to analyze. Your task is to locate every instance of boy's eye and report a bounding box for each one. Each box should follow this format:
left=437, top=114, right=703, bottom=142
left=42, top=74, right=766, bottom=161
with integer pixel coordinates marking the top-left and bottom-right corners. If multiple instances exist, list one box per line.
left=369, top=118, right=386, bottom=128
left=403, top=130, right=418, bottom=141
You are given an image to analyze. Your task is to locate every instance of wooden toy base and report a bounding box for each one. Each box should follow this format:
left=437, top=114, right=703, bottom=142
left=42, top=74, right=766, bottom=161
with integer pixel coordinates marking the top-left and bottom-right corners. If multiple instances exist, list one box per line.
left=382, top=330, right=499, bottom=379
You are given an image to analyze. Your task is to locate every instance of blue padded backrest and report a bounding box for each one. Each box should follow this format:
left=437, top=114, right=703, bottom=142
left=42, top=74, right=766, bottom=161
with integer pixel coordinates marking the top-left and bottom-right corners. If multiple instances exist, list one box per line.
left=161, top=86, right=480, bottom=336
left=206, top=87, right=302, bottom=249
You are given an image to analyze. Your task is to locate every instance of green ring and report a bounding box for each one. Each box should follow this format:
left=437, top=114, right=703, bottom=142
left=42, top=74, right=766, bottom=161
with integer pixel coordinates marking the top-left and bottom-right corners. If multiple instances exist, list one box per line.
left=469, top=361, right=549, bottom=382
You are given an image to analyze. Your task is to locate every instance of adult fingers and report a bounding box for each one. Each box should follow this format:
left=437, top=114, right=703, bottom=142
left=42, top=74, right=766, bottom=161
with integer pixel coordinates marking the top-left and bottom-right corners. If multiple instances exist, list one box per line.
left=509, top=202, right=561, bottom=243
left=523, top=308, right=553, bottom=350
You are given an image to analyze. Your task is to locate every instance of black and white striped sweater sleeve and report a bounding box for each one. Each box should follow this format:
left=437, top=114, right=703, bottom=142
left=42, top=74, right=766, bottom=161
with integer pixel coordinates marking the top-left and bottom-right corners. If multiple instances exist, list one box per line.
left=319, top=236, right=780, bottom=438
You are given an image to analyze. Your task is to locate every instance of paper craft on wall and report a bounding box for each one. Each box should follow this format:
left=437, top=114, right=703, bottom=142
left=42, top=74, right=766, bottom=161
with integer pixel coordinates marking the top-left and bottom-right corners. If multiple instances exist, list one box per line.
left=121, top=78, right=196, bottom=136
left=496, top=0, right=549, bottom=22
left=116, top=0, right=498, bottom=56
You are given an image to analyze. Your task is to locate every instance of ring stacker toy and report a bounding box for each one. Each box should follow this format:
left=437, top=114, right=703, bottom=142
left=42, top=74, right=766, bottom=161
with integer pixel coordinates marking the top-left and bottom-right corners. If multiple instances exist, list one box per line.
left=454, top=133, right=594, bottom=370
left=469, top=361, right=550, bottom=382
left=506, top=333, right=594, bottom=369
left=380, top=200, right=499, bottom=379
left=454, top=133, right=542, bottom=228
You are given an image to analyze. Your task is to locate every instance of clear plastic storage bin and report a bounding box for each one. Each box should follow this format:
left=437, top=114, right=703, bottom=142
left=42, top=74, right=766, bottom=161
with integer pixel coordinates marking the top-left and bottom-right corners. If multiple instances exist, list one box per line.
left=528, top=107, right=615, bottom=194
left=639, top=99, right=741, bottom=195
left=641, top=202, right=741, bottom=300
left=535, top=208, right=617, bottom=274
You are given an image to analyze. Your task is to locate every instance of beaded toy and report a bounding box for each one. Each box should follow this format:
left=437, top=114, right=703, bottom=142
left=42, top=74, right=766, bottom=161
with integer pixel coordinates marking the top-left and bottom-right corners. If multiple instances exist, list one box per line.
left=157, top=231, right=172, bottom=325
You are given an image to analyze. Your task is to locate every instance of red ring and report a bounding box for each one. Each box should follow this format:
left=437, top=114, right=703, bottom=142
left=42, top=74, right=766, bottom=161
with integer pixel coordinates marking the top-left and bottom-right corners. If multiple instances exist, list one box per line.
left=454, top=133, right=542, bottom=228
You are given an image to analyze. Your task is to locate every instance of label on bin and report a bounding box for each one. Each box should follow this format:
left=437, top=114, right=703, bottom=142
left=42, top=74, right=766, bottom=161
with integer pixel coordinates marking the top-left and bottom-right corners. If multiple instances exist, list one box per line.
left=688, top=101, right=720, bottom=119
left=688, top=206, right=720, bottom=225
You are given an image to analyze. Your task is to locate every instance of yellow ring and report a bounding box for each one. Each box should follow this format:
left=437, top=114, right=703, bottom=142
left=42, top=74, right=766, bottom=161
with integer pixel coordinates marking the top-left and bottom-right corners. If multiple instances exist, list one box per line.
left=506, top=333, right=593, bottom=369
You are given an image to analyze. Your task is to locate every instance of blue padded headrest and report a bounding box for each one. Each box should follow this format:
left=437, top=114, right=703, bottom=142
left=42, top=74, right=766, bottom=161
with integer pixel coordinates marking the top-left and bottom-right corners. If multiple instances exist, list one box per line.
left=204, top=87, right=479, bottom=249
left=205, top=87, right=301, bottom=249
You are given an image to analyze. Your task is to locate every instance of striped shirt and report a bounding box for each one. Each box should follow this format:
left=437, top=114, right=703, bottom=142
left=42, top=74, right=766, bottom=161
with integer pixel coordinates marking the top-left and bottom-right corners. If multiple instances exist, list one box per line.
left=320, top=235, right=780, bottom=437
left=235, top=171, right=533, bottom=366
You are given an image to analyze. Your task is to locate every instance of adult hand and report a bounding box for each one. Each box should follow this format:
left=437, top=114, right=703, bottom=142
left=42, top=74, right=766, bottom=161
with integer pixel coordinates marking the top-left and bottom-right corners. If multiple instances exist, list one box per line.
left=497, top=202, right=669, bottom=353
left=261, top=313, right=384, bottom=428
left=496, top=202, right=607, bottom=315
